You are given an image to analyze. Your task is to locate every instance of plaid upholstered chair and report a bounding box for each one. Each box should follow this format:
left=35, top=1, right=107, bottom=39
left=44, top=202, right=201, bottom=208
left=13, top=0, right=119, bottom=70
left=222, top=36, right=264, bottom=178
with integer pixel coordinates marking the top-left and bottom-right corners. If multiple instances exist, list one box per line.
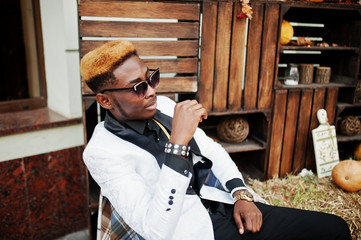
left=97, top=193, right=145, bottom=240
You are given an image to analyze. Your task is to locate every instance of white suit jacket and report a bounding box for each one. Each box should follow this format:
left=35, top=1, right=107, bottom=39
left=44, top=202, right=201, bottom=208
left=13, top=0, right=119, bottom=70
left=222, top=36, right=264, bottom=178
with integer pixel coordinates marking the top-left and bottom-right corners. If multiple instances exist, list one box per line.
left=83, top=96, right=264, bottom=240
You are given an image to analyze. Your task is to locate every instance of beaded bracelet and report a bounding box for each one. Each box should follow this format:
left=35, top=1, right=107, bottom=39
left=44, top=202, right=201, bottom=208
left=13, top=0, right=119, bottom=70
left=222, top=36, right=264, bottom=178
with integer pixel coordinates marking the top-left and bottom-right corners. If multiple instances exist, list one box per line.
left=164, top=142, right=191, bottom=157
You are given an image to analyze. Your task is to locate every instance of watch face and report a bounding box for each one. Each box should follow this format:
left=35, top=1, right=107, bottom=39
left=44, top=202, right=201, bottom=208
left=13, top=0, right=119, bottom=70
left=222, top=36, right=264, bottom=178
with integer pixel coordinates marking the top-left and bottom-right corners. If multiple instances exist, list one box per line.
left=241, top=190, right=254, bottom=201
left=245, top=191, right=253, bottom=199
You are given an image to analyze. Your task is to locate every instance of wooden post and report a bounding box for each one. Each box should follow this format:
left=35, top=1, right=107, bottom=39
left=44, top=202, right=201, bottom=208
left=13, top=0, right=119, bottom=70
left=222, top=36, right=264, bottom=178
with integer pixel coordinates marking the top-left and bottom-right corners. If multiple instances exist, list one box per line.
left=280, top=90, right=301, bottom=177
left=268, top=89, right=287, bottom=178
left=299, top=64, right=314, bottom=84
left=292, top=89, right=314, bottom=174
left=199, top=2, right=217, bottom=111
left=213, top=2, right=232, bottom=111
left=257, top=4, right=279, bottom=109
left=305, top=88, right=326, bottom=171
left=243, top=3, right=264, bottom=110
left=315, top=67, right=331, bottom=84
left=324, top=87, right=338, bottom=125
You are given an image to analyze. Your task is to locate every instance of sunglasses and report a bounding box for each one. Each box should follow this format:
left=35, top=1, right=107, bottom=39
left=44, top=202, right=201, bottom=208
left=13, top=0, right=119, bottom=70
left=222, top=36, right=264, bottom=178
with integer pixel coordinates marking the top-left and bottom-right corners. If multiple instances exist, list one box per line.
left=100, top=68, right=160, bottom=98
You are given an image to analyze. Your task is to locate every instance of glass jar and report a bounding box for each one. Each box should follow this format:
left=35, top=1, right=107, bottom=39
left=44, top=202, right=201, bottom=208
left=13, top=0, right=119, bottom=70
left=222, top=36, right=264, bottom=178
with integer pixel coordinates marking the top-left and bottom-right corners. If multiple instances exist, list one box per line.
left=284, top=63, right=299, bottom=86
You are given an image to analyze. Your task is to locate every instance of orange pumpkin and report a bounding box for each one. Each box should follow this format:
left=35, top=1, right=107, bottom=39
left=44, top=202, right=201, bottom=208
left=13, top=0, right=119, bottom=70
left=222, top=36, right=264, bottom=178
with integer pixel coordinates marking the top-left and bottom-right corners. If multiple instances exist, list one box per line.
left=332, top=159, right=361, bottom=192
left=280, top=20, right=294, bottom=45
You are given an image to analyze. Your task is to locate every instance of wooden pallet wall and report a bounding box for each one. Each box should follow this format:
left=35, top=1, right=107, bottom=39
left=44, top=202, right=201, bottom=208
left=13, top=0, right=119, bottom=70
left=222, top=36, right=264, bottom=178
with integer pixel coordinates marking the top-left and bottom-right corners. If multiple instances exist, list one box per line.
left=78, top=0, right=201, bottom=96
left=268, top=87, right=339, bottom=178
left=79, top=0, right=345, bottom=179
left=199, top=2, right=280, bottom=112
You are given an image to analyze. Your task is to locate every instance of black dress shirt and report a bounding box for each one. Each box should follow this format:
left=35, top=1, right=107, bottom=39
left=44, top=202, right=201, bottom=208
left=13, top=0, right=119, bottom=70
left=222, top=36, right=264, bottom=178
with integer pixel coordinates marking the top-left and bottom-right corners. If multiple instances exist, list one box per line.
left=121, top=117, right=196, bottom=192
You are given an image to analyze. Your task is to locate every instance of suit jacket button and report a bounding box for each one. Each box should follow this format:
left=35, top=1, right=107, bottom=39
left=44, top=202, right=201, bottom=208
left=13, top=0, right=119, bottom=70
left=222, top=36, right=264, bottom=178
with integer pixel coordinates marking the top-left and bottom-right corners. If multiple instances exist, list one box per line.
left=171, top=189, right=176, bottom=194
left=168, top=200, right=174, bottom=205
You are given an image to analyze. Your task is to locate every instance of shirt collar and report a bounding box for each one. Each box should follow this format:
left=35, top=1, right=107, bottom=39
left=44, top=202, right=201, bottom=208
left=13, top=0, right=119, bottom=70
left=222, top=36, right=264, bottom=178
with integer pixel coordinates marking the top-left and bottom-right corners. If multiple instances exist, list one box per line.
left=122, top=119, right=147, bottom=135
left=104, top=110, right=147, bottom=134
left=106, top=110, right=166, bottom=135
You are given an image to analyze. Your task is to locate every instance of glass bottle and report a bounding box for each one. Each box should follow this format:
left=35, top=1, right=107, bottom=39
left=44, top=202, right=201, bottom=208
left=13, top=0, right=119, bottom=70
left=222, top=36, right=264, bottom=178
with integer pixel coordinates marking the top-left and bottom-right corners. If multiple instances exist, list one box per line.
left=284, top=63, right=299, bottom=86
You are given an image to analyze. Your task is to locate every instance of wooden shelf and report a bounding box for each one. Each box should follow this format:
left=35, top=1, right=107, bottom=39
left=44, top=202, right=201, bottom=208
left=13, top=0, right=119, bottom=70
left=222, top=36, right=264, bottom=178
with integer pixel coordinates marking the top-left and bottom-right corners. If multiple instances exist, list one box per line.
left=276, top=82, right=351, bottom=89
left=337, top=133, right=361, bottom=142
left=337, top=102, right=361, bottom=109
left=280, top=46, right=359, bottom=53
left=220, top=135, right=266, bottom=153
left=276, top=1, right=361, bottom=11
left=205, top=131, right=266, bottom=153
left=208, top=109, right=271, bottom=116
left=336, top=102, right=361, bottom=119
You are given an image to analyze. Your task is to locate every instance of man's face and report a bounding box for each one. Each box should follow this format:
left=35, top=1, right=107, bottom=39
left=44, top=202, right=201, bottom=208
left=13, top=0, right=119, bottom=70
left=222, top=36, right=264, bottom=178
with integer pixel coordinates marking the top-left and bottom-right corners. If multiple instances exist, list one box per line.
left=99, top=55, right=158, bottom=121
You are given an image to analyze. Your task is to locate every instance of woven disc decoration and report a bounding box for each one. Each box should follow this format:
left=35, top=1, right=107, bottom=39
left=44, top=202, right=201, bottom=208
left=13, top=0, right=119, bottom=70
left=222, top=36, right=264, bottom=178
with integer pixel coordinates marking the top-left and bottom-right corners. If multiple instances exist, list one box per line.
left=217, top=116, right=249, bottom=143
left=340, top=115, right=361, bottom=136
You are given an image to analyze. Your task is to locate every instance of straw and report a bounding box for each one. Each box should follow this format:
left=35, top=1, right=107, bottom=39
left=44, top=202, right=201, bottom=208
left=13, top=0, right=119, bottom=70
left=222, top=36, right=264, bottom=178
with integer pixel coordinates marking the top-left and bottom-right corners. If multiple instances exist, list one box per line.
left=248, top=174, right=361, bottom=240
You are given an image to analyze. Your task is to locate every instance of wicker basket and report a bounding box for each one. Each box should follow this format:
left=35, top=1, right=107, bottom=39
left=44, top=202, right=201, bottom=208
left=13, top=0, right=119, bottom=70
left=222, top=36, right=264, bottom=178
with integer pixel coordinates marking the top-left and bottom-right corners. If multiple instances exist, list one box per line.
left=340, top=115, right=361, bottom=136
left=216, top=116, right=249, bottom=143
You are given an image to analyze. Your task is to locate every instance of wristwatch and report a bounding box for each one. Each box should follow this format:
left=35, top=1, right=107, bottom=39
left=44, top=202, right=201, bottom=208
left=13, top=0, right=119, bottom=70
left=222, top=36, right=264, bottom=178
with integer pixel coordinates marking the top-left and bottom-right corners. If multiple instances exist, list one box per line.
left=233, top=189, right=254, bottom=203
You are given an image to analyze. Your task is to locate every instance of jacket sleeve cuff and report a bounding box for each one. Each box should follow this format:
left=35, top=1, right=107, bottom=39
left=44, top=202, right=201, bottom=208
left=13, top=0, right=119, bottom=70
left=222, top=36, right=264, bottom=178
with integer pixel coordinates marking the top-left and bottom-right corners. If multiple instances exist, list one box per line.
left=225, top=178, right=246, bottom=196
left=164, top=153, right=192, bottom=177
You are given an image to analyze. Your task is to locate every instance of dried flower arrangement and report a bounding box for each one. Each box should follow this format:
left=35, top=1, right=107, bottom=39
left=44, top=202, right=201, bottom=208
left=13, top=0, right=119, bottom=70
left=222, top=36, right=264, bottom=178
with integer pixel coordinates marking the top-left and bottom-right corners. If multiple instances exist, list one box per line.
left=237, top=0, right=253, bottom=19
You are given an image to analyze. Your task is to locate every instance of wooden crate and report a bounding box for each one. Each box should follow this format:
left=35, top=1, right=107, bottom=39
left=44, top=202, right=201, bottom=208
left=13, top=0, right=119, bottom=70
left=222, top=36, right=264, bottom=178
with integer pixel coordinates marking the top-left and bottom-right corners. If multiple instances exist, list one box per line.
left=78, top=0, right=201, bottom=96
left=199, top=2, right=280, bottom=112
left=268, top=86, right=338, bottom=178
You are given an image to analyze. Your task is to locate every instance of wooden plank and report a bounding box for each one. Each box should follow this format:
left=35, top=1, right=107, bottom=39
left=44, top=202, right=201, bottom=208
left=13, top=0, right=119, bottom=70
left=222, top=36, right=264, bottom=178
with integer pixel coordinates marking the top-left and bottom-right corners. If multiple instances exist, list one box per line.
left=305, top=88, right=326, bottom=171
left=142, top=58, right=198, bottom=73
left=79, top=1, right=200, bottom=20
left=80, top=40, right=199, bottom=58
left=199, top=2, right=217, bottom=111
left=82, top=80, right=93, bottom=95
left=243, top=3, right=264, bottom=110
left=292, top=89, right=314, bottom=174
left=228, top=2, right=247, bottom=110
left=257, top=4, right=279, bottom=109
left=268, top=89, right=287, bottom=178
left=79, top=21, right=199, bottom=39
left=213, top=2, right=233, bottom=111
left=157, top=77, right=197, bottom=93
left=279, top=89, right=300, bottom=177
left=324, top=87, right=339, bottom=125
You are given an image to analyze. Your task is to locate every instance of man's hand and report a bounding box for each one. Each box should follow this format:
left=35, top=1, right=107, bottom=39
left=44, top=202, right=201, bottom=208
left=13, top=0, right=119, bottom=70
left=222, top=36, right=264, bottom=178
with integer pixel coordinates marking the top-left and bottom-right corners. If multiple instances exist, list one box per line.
left=169, top=100, right=207, bottom=146
left=233, top=198, right=262, bottom=234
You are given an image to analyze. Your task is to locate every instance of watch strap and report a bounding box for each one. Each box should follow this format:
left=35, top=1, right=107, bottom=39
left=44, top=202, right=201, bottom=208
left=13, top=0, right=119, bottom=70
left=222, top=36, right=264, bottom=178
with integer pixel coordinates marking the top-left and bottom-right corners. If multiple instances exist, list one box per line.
left=233, top=189, right=254, bottom=203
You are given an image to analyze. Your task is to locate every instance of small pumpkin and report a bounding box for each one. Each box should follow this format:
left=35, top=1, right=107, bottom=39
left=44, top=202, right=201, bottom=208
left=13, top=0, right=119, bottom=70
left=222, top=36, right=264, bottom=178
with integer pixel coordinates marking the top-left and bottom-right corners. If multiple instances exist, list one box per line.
left=332, top=159, right=361, bottom=192
left=280, top=20, right=294, bottom=45
left=355, top=142, right=361, bottom=160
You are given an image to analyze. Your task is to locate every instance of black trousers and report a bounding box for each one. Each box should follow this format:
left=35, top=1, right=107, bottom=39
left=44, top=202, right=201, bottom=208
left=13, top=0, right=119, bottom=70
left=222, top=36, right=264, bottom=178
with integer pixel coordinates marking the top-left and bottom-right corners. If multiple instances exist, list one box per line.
left=204, top=200, right=351, bottom=240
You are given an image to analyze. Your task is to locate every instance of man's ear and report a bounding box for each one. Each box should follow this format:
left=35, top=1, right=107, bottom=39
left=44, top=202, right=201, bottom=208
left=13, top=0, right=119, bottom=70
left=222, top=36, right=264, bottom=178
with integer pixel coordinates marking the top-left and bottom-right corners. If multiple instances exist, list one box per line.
left=96, top=93, right=113, bottom=110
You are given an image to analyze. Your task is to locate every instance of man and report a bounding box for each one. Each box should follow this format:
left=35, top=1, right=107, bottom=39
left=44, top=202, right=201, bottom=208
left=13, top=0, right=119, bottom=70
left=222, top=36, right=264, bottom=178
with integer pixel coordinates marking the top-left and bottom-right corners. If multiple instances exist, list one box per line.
left=81, top=40, right=351, bottom=240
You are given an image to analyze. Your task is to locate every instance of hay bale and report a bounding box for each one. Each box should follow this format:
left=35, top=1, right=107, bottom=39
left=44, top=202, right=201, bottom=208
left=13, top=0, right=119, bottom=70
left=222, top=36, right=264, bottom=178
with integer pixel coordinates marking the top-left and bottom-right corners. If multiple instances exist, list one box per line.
left=248, top=175, right=361, bottom=240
